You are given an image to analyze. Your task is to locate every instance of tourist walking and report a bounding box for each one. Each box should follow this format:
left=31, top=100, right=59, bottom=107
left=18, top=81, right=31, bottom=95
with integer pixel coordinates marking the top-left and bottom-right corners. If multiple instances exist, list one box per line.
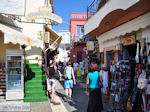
left=47, top=60, right=57, bottom=102
left=64, top=61, right=76, bottom=100
left=80, top=61, right=84, bottom=79
left=86, top=61, right=104, bottom=112
left=73, top=61, right=78, bottom=77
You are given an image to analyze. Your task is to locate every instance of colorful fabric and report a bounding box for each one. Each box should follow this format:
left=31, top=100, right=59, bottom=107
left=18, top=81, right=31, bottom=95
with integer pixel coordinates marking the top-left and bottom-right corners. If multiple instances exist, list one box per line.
left=77, top=67, right=81, bottom=77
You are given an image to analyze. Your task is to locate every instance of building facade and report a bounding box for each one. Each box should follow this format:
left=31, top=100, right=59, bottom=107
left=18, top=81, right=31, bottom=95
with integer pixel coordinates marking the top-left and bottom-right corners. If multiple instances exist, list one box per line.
left=70, top=13, right=87, bottom=63
left=85, top=0, right=150, bottom=68
left=57, top=30, right=70, bottom=62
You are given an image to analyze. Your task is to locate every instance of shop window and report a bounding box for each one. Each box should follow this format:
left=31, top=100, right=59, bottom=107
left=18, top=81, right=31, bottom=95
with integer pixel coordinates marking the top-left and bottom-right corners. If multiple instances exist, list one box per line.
left=100, top=52, right=104, bottom=64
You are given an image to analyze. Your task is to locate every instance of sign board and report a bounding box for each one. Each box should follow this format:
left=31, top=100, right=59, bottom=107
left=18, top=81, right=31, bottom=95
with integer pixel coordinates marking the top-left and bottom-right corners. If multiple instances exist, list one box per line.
left=26, top=7, right=63, bottom=24
left=86, top=41, right=94, bottom=51
left=0, top=0, right=25, bottom=15
left=122, top=35, right=136, bottom=46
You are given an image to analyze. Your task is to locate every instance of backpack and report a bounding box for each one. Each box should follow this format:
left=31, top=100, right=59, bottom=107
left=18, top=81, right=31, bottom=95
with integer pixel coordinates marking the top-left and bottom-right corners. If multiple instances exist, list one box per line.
left=65, top=67, right=72, bottom=80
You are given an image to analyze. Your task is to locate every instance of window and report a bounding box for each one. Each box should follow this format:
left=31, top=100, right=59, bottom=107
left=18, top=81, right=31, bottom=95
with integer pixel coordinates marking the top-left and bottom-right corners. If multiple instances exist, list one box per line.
left=77, top=25, right=84, bottom=35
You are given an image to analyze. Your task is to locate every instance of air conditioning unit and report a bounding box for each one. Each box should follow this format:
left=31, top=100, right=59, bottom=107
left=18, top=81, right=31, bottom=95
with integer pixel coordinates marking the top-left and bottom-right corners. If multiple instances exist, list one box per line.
left=44, top=32, right=50, bottom=43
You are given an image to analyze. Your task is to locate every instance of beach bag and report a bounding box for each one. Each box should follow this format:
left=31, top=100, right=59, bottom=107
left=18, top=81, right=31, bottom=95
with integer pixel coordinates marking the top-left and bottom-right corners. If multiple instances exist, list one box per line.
left=137, top=72, right=148, bottom=89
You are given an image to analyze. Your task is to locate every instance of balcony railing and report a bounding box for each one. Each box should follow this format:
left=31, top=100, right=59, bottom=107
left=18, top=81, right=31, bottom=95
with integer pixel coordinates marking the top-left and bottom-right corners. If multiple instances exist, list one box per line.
left=87, top=0, right=109, bottom=20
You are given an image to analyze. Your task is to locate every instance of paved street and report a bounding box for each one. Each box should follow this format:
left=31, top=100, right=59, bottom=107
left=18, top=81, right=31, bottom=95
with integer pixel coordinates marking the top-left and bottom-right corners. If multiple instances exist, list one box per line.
left=0, top=78, right=110, bottom=112
left=50, top=78, right=111, bottom=112
left=55, top=78, right=89, bottom=112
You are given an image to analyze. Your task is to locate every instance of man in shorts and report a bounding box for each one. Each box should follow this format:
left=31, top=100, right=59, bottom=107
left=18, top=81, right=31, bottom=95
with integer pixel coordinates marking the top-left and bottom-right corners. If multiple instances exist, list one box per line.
left=47, top=60, right=57, bottom=102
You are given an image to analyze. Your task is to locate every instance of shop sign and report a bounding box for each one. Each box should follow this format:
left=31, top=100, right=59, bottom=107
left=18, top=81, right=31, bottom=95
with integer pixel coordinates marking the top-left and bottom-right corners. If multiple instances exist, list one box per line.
left=26, top=7, right=63, bottom=24
left=0, top=0, right=25, bottom=15
left=86, top=41, right=94, bottom=51
left=122, top=35, right=136, bottom=46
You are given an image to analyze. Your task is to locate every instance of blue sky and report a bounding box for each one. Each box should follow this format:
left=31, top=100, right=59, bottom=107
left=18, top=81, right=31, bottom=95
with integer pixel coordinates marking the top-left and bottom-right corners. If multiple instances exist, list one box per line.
left=53, top=0, right=93, bottom=32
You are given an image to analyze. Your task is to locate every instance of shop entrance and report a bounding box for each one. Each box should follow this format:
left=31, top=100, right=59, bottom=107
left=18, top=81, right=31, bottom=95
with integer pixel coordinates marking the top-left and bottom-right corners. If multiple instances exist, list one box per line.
left=107, top=51, right=113, bottom=68
left=123, top=44, right=136, bottom=60
left=77, top=51, right=83, bottom=63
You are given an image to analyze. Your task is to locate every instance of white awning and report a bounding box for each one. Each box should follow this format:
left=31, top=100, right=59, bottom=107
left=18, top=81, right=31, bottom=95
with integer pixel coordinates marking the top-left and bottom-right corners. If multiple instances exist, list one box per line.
left=0, top=23, right=43, bottom=49
left=45, top=26, right=62, bottom=51
left=98, top=12, right=150, bottom=42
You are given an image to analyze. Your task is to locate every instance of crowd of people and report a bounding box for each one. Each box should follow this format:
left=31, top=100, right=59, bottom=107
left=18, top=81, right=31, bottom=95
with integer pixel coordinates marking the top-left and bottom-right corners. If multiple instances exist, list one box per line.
left=46, top=59, right=104, bottom=112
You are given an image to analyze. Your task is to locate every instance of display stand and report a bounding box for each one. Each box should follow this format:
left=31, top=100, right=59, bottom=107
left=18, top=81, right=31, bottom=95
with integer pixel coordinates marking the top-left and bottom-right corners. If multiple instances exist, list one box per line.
left=6, top=49, right=24, bottom=100
left=0, top=64, right=6, bottom=99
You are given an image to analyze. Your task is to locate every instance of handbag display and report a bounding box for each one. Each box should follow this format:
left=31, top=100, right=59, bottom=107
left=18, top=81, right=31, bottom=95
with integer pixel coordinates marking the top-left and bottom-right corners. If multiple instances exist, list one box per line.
left=146, top=84, right=150, bottom=95
left=115, top=92, right=120, bottom=103
left=137, top=71, right=148, bottom=89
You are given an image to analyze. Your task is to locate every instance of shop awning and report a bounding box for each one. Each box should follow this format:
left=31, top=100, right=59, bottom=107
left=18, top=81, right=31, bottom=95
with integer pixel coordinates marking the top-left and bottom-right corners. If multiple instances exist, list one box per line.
left=45, top=26, right=62, bottom=51
left=0, top=23, right=43, bottom=49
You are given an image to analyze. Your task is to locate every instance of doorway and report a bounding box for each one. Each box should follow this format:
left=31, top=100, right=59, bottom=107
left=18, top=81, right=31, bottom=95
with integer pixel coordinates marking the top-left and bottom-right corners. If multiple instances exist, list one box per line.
left=77, top=51, right=83, bottom=63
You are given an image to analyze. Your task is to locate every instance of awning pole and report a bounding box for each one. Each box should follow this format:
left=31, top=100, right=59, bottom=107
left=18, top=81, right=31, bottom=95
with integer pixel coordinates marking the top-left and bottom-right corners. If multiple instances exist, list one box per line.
left=45, top=36, right=61, bottom=52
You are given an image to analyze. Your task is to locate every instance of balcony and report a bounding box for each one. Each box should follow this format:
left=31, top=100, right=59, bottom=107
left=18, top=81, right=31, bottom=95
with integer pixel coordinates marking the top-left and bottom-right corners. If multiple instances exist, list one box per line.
left=72, top=35, right=84, bottom=42
left=87, top=0, right=109, bottom=20
left=85, top=0, right=141, bottom=36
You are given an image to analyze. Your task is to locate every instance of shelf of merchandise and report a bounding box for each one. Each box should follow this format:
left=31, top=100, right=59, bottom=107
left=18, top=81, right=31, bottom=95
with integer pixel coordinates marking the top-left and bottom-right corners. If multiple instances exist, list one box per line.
left=0, top=68, right=6, bottom=99
left=6, top=54, right=24, bottom=100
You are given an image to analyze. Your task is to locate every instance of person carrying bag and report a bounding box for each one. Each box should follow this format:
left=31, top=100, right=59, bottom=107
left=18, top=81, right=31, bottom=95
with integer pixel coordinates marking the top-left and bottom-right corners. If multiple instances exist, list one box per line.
left=86, top=61, right=104, bottom=112
left=64, top=61, right=76, bottom=100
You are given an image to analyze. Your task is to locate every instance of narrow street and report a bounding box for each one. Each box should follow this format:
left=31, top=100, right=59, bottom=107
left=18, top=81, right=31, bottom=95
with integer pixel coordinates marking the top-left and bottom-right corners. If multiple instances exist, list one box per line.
left=50, top=78, right=89, bottom=112
left=50, top=78, right=110, bottom=112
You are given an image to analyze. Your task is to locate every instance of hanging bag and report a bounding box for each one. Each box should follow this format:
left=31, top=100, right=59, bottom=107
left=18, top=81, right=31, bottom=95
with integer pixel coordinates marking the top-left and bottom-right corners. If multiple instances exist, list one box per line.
left=137, top=71, right=148, bottom=89
left=146, top=83, right=150, bottom=95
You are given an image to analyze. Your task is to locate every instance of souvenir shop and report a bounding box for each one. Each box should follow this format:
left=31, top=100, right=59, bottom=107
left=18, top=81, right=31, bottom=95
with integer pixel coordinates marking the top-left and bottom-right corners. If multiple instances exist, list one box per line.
left=0, top=20, right=43, bottom=101
left=107, top=34, right=150, bottom=112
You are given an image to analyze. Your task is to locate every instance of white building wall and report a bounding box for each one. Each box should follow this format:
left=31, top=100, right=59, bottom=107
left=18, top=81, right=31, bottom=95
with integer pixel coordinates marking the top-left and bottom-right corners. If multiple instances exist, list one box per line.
left=84, top=0, right=140, bottom=35
left=57, top=30, right=70, bottom=62
left=58, top=30, right=70, bottom=44
left=21, top=0, right=52, bottom=61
